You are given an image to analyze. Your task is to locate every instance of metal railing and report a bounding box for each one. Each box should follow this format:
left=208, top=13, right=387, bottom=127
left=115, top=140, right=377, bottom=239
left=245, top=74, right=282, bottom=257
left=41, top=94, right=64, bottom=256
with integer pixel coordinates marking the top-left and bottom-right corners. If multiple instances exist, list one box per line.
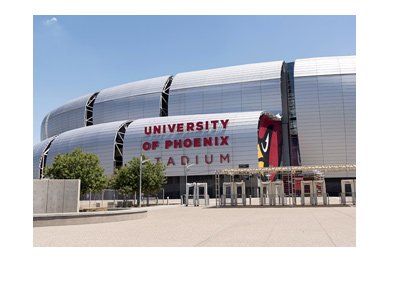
left=214, top=191, right=358, bottom=207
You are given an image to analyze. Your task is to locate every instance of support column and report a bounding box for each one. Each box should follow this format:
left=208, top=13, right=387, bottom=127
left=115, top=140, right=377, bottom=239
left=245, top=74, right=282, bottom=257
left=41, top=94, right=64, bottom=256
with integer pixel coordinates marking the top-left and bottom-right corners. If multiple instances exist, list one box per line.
left=197, top=183, right=208, bottom=206
left=268, top=182, right=276, bottom=206
left=260, top=182, right=269, bottom=206
left=314, top=180, right=327, bottom=206
left=231, top=182, right=237, bottom=206
left=310, top=182, right=317, bottom=206
left=301, top=181, right=313, bottom=206
left=193, top=183, right=199, bottom=207
left=185, top=183, right=189, bottom=207
left=234, top=181, right=246, bottom=206
left=341, top=180, right=355, bottom=205
left=186, top=183, right=196, bottom=207
left=274, top=181, right=285, bottom=206
left=222, top=182, right=233, bottom=207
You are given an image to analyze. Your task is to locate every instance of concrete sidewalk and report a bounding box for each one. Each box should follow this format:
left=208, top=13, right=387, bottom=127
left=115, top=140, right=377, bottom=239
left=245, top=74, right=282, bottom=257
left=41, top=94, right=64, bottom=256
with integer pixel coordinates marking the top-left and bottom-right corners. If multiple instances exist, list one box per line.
left=33, top=205, right=355, bottom=247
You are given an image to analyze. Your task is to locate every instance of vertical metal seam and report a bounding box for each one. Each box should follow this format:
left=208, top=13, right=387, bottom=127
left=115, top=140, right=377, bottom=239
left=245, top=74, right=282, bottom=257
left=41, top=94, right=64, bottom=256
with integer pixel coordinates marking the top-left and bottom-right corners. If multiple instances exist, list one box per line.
left=316, top=75, right=325, bottom=165
left=338, top=59, right=350, bottom=175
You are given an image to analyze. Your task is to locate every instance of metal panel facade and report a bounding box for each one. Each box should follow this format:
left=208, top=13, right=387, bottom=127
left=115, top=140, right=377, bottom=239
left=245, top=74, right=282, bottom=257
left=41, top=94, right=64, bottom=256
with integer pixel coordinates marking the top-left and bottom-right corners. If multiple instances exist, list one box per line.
left=33, top=136, right=55, bottom=179
left=168, top=61, right=283, bottom=116
left=46, top=121, right=129, bottom=175
left=41, top=94, right=91, bottom=140
left=36, top=56, right=356, bottom=182
left=123, top=111, right=263, bottom=176
left=93, top=76, right=170, bottom=124
left=294, top=56, right=356, bottom=77
left=294, top=56, right=356, bottom=177
left=40, top=113, right=50, bottom=140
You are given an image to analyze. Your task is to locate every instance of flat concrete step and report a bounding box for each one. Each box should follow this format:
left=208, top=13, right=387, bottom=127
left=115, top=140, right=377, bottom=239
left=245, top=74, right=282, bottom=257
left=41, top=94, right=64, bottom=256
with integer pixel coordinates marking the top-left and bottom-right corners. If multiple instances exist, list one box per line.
left=33, top=209, right=147, bottom=227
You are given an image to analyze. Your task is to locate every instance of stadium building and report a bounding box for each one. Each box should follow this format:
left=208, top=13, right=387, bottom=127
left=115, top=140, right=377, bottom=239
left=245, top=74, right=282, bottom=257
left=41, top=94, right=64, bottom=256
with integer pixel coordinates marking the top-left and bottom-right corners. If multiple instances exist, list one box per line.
left=33, top=56, right=356, bottom=198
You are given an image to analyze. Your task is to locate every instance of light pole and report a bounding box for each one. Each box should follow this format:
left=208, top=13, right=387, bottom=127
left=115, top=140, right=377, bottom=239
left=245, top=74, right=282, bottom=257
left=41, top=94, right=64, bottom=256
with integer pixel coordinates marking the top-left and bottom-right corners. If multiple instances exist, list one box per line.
left=184, top=162, right=194, bottom=205
left=139, top=155, right=150, bottom=208
left=184, top=162, right=195, bottom=187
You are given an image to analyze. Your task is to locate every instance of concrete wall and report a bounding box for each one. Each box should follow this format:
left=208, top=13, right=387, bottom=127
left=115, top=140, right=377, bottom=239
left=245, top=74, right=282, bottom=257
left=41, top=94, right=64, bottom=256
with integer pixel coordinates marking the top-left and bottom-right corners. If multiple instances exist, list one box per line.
left=33, top=179, right=80, bottom=214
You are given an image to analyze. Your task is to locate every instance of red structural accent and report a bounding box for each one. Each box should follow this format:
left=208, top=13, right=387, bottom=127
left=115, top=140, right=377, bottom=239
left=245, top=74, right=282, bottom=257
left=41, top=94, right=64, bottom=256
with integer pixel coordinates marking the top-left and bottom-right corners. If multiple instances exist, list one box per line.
left=258, top=114, right=282, bottom=180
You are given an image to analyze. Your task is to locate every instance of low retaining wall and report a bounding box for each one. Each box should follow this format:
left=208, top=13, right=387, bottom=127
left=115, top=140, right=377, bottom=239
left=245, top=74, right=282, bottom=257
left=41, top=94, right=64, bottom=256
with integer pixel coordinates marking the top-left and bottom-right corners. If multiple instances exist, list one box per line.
left=33, top=179, right=80, bottom=214
left=33, top=209, right=147, bottom=227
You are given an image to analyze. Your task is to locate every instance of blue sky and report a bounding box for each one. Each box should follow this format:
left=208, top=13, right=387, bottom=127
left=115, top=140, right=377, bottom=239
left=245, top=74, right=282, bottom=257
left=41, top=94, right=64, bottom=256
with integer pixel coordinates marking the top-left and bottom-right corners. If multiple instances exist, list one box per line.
left=33, top=15, right=355, bottom=144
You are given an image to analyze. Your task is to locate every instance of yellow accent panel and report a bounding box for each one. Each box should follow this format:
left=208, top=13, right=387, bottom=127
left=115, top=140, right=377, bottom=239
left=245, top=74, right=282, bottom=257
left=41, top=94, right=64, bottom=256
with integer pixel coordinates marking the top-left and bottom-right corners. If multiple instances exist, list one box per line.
left=257, top=144, right=264, bottom=168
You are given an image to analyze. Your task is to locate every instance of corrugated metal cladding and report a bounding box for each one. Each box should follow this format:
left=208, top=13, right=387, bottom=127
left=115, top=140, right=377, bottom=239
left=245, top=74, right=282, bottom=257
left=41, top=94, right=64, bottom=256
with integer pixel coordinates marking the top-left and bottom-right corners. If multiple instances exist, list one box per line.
left=41, top=93, right=92, bottom=140
left=93, top=76, right=171, bottom=124
left=40, top=76, right=171, bottom=140
left=46, top=121, right=130, bottom=175
left=168, top=61, right=283, bottom=116
left=33, top=136, right=55, bottom=179
left=40, top=113, right=50, bottom=140
left=123, top=111, right=264, bottom=177
left=294, top=56, right=356, bottom=177
left=295, top=56, right=355, bottom=77
left=36, top=55, right=356, bottom=181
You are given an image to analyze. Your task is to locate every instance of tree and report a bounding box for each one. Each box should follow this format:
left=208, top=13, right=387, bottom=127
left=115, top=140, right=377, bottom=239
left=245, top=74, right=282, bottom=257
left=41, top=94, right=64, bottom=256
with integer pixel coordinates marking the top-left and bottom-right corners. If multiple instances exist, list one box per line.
left=43, top=148, right=108, bottom=196
left=110, top=156, right=167, bottom=204
left=142, top=160, right=167, bottom=196
left=109, top=158, right=139, bottom=203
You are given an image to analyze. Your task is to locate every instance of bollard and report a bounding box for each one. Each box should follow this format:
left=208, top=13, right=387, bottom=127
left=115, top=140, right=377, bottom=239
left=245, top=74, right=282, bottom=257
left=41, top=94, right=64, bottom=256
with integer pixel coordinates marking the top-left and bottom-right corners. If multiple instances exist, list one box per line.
left=249, top=195, right=252, bottom=205
left=167, top=196, right=169, bottom=205
left=180, top=195, right=183, bottom=205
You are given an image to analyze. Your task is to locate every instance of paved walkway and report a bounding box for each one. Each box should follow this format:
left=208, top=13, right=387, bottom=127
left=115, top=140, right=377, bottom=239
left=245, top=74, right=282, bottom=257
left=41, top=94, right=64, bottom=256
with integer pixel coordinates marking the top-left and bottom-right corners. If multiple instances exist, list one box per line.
left=33, top=205, right=355, bottom=247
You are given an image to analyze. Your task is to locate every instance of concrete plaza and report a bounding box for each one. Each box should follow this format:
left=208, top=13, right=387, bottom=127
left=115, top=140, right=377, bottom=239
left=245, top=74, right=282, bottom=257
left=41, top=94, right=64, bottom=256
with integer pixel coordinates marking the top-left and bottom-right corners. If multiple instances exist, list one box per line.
left=33, top=203, right=355, bottom=247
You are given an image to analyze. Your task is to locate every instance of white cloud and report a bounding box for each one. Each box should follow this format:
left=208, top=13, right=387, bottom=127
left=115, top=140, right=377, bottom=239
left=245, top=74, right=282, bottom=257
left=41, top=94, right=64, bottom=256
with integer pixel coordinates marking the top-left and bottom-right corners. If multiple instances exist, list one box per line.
left=44, top=17, right=58, bottom=25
